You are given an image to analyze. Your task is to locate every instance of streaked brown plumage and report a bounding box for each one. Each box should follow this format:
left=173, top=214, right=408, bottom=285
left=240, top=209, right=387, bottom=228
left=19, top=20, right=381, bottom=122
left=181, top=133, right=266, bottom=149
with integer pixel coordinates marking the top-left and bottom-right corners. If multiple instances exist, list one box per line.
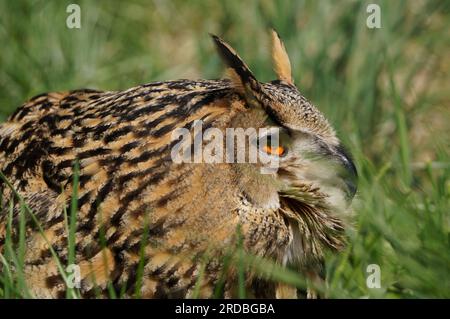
left=0, top=31, right=357, bottom=298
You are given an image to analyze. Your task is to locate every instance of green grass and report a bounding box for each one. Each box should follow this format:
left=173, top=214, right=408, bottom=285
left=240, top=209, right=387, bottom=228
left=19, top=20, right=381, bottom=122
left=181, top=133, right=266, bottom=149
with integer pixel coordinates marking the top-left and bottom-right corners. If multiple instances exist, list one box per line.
left=0, top=0, right=449, bottom=298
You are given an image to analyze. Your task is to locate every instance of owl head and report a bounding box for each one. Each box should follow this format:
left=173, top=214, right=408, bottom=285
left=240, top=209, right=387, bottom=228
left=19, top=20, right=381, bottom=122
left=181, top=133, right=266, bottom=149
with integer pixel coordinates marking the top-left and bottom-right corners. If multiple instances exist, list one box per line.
left=212, top=31, right=358, bottom=261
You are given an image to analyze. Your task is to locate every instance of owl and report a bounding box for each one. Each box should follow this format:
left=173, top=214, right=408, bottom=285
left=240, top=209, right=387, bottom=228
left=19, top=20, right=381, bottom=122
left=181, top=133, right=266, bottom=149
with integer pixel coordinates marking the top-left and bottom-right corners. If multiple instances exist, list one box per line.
left=0, top=30, right=357, bottom=298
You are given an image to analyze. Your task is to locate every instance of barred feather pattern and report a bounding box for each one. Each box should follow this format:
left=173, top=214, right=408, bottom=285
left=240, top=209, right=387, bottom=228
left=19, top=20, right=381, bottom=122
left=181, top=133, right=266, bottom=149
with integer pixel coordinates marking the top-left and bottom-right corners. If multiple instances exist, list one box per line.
left=0, top=79, right=309, bottom=298
left=0, top=39, right=355, bottom=298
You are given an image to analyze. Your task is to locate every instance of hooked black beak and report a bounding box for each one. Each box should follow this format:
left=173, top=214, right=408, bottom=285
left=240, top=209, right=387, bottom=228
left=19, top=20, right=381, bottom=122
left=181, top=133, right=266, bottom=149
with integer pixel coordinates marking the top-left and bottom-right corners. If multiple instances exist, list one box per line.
left=335, top=145, right=358, bottom=200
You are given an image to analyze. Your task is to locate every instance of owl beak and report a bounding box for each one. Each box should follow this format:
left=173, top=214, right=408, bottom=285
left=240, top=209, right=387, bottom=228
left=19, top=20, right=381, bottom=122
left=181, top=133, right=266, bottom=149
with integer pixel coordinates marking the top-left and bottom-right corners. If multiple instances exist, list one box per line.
left=335, top=146, right=358, bottom=201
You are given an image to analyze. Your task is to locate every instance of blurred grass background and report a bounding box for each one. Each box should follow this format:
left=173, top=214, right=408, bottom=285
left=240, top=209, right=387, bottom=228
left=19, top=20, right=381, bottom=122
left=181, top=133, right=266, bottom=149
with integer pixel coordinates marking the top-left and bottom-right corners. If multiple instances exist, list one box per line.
left=0, top=0, right=449, bottom=298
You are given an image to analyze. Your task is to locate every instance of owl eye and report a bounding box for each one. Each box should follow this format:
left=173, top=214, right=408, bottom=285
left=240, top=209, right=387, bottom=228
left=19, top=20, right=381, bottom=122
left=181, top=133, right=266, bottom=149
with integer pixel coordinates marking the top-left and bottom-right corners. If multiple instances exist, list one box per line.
left=263, top=145, right=286, bottom=156
left=258, top=134, right=286, bottom=157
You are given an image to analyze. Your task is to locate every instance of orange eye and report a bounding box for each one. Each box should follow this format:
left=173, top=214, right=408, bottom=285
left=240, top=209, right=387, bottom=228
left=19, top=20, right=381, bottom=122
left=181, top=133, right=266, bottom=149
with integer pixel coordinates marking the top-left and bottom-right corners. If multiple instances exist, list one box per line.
left=263, top=145, right=285, bottom=156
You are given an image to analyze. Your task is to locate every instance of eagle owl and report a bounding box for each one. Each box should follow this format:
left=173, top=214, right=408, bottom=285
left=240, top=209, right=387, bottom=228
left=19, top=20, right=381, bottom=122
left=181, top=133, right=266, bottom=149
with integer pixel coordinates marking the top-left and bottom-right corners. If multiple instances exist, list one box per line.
left=0, top=31, right=357, bottom=298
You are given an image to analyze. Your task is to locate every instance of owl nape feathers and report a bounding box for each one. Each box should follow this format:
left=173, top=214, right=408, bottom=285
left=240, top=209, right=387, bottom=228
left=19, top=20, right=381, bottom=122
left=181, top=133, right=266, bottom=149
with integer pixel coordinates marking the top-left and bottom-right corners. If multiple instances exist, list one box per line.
left=0, top=30, right=357, bottom=298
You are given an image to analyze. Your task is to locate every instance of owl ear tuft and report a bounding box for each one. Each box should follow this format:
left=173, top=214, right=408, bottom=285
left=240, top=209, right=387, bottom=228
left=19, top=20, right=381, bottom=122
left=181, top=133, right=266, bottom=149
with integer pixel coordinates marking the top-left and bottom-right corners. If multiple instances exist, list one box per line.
left=270, top=29, right=293, bottom=85
left=211, top=34, right=265, bottom=109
